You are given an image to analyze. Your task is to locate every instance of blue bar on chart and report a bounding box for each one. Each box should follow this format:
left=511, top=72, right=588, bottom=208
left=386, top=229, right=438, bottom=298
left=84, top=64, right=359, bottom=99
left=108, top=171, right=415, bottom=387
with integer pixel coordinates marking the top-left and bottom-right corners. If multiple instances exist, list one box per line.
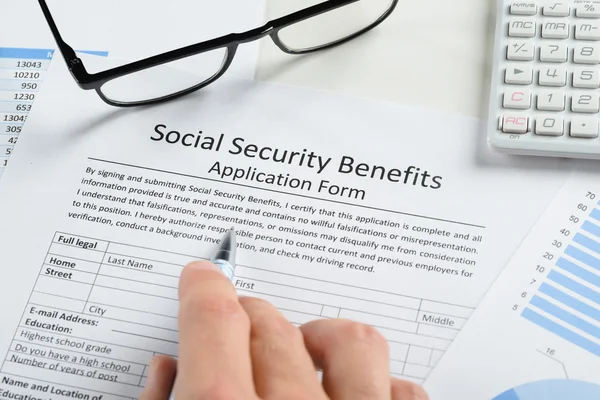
left=555, top=257, right=600, bottom=289
left=0, top=47, right=107, bottom=178
left=529, top=295, right=600, bottom=338
left=538, top=283, right=600, bottom=322
left=590, top=208, right=600, bottom=223
left=565, top=243, right=600, bottom=271
left=521, top=206, right=600, bottom=358
left=573, top=233, right=600, bottom=256
left=522, top=308, right=600, bottom=356
left=547, top=270, right=600, bottom=305
left=582, top=220, right=600, bottom=238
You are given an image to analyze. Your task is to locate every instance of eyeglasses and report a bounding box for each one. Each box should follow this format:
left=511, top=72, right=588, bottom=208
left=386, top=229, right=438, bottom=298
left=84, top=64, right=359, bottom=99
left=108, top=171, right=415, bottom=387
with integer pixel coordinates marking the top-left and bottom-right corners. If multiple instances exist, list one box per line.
left=38, top=0, right=398, bottom=107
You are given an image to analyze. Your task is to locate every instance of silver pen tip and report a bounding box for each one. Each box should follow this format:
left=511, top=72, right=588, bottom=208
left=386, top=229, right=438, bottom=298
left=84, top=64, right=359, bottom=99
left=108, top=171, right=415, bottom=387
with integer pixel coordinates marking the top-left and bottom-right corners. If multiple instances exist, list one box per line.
left=214, top=227, right=236, bottom=263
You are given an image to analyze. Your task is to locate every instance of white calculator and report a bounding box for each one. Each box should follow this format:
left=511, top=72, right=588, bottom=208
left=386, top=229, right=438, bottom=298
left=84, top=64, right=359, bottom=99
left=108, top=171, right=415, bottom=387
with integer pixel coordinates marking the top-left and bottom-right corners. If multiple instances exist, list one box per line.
left=488, top=0, right=600, bottom=158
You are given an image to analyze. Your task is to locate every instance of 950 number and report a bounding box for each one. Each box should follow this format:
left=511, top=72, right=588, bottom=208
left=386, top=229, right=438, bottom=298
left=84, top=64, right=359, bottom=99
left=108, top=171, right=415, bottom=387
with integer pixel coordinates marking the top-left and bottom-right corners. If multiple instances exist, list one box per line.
left=21, top=82, right=37, bottom=90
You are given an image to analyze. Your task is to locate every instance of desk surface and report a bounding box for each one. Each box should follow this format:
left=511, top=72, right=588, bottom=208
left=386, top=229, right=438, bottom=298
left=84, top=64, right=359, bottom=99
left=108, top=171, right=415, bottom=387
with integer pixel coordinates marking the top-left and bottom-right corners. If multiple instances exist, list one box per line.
left=255, top=0, right=496, bottom=119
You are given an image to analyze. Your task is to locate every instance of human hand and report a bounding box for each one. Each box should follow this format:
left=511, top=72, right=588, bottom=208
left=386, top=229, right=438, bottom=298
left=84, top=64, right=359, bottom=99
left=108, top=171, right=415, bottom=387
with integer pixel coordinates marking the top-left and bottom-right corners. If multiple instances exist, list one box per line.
left=140, top=260, right=429, bottom=399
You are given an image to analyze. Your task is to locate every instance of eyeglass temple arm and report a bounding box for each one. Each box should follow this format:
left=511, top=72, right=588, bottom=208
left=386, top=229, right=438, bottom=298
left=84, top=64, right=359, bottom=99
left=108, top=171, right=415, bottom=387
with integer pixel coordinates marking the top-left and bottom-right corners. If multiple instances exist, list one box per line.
left=37, top=0, right=88, bottom=77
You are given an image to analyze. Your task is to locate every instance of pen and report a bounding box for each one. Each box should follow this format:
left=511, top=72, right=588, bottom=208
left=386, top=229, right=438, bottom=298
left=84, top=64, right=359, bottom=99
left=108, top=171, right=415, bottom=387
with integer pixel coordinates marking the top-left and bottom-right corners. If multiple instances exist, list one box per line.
left=211, top=226, right=237, bottom=282
left=168, top=227, right=237, bottom=400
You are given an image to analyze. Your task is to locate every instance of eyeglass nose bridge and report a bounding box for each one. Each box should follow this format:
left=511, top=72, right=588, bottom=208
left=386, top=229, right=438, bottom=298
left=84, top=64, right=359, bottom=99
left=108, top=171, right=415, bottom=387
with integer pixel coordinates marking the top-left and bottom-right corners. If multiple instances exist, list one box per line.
left=235, top=24, right=277, bottom=44
left=231, top=22, right=292, bottom=55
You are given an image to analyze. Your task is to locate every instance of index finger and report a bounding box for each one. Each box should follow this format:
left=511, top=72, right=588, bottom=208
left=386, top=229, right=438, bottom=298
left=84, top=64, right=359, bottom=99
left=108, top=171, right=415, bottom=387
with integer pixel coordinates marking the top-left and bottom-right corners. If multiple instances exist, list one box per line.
left=174, top=261, right=255, bottom=399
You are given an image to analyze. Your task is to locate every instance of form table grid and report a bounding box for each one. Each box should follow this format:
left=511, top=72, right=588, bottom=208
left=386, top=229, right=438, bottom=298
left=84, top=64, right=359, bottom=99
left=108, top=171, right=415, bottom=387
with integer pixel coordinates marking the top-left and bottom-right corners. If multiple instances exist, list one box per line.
left=0, top=231, right=472, bottom=398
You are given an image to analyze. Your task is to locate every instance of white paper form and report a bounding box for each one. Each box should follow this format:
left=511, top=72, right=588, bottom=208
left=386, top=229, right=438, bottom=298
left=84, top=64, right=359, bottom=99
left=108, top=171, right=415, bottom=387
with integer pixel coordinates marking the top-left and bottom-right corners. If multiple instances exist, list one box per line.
left=425, top=165, right=600, bottom=400
left=0, top=58, right=574, bottom=398
left=0, top=0, right=265, bottom=177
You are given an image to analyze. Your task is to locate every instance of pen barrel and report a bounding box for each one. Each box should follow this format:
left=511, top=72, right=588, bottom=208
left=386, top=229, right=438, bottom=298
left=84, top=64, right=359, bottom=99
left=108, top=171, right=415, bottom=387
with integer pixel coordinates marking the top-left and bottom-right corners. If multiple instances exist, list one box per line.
left=212, top=258, right=235, bottom=282
left=168, top=258, right=234, bottom=400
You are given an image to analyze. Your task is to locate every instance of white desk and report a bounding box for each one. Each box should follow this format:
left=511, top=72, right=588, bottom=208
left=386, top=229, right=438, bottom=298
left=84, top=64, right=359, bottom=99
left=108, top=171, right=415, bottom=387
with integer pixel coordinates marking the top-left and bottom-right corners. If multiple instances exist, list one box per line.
left=256, top=0, right=496, bottom=119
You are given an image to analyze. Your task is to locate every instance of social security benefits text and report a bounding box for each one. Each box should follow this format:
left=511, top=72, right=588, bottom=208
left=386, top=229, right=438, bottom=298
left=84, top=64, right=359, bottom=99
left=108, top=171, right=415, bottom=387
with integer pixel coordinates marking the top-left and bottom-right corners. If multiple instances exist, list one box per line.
left=150, top=124, right=443, bottom=200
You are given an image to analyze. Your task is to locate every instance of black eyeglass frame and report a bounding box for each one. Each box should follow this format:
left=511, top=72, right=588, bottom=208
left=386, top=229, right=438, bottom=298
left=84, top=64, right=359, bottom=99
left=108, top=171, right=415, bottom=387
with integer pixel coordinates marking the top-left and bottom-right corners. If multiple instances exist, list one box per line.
left=38, top=0, right=398, bottom=107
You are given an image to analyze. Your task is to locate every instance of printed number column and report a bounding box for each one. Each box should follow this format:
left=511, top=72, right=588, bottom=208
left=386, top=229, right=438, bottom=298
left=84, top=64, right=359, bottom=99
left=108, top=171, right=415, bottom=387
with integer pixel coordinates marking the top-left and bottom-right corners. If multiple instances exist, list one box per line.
left=0, top=47, right=50, bottom=176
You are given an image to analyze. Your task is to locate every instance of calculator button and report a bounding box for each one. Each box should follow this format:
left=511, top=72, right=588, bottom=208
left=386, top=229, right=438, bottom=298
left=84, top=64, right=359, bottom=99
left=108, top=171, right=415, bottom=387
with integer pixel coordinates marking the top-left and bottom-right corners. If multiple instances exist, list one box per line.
left=570, top=117, right=599, bottom=137
left=510, top=2, right=537, bottom=15
left=502, top=115, right=529, bottom=133
left=535, top=116, right=564, bottom=136
left=504, top=90, right=531, bottom=109
left=575, top=21, right=600, bottom=40
left=508, top=20, right=536, bottom=37
left=571, top=93, right=600, bottom=113
left=537, top=91, right=565, bottom=110
left=505, top=66, right=533, bottom=84
left=543, top=3, right=570, bottom=17
left=573, top=68, right=600, bottom=88
left=574, top=44, right=600, bottom=63
left=507, top=41, right=534, bottom=60
left=576, top=4, right=600, bottom=18
left=539, top=67, right=567, bottom=86
left=542, top=21, right=569, bottom=38
left=540, top=43, right=568, bottom=62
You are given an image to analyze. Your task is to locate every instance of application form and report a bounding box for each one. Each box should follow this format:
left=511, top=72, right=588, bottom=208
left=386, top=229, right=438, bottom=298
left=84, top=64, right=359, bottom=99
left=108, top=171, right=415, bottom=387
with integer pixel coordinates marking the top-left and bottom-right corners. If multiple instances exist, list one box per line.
left=0, top=59, right=572, bottom=398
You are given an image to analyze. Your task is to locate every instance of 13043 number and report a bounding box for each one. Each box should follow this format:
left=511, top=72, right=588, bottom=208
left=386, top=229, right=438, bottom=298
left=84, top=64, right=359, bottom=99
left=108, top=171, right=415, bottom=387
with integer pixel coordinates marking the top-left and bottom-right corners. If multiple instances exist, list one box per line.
left=16, top=61, right=42, bottom=68
left=3, top=115, right=26, bottom=122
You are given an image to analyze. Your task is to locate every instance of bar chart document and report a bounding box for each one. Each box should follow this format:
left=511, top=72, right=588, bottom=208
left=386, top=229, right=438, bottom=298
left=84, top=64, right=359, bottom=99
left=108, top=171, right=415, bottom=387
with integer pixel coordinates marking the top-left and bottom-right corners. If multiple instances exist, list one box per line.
left=0, top=59, right=571, bottom=399
left=425, top=167, right=600, bottom=400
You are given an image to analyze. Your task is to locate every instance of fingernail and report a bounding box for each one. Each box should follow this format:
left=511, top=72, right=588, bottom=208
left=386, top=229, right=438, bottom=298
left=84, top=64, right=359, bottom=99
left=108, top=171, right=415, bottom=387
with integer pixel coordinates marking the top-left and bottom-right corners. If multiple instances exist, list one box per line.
left=144, top=356, right=177, bottom=399
left=145, top=356, right=160, bottom=388
left=148, top=355, right=158, bottom=373
left=186, top=260, right=223, bottom=274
